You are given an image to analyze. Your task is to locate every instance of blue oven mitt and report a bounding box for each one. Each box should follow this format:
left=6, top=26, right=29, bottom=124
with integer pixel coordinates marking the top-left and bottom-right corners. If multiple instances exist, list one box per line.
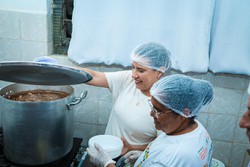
left=33, top=56, right=58, bottom=64
left=87, top=143, right=116, bottom=167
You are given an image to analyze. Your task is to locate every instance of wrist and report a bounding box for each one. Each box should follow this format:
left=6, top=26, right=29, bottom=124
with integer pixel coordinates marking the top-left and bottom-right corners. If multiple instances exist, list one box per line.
left=127, top=145, right=134, bottom=152
left=129, top=144, right=147, bottom=151
left=104, top=159, right=116, bottom=167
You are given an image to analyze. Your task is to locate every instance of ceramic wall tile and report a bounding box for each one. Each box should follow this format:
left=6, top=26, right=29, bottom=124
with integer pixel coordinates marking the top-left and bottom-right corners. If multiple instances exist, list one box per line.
left=21, top=41, right=48, bottom=60
left=98, top=88, right=112, bottom=103
left=52, top=55, right=74, bottom=66
left=212, top=140, right=232, bottom=166
left=196, top=112, right=209, bottom=128
left=47, top=41, right=53, bottom=55
left=74, top=122, right=98, bottom=146
left=209, top=87, right=243, bottom=115
left=20, top=12, right=48, bottom=42
left=74, top=99, right=98, bottom=124
left=0, top=39, right=22, bottom=61
left=207, top=73, right=247, bottom=90
left=47, top=14, right=52, bottom=43
left=98, top=100, right=112, bottom=125
left=97, top=125, right=106, bottom=135
left=244, top=80, right=250, bottom=90
left=229, top=143, right=250, bottom=167
left=207, top=114, right=238, bottom=141
left=72, top=84, right=92, bottom=99
left=0, top=11, right=20, bottom=39
left=74, top=84, right=101, bottom=100
left=175, top=71, right=204, bottom=79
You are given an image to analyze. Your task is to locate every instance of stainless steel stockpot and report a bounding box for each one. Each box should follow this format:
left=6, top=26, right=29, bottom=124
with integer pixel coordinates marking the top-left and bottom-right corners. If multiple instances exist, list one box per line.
left=0, top=84, right=87, bottom=165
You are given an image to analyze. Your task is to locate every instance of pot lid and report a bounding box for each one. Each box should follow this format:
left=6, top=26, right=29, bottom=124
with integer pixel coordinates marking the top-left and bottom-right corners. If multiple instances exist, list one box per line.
left=0, top=61, right=93, bottom=85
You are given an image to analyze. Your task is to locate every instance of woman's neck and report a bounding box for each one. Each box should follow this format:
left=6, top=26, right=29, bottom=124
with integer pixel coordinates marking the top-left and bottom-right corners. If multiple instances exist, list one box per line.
left=141, top=89, right=150, bottom=97
left=169, top=119, right=197, bottom=135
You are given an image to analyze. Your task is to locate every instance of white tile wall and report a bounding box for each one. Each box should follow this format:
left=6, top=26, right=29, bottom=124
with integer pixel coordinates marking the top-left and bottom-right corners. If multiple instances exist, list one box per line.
left=213, top=140, right=232, bottom=165
left=207, top=114, right=238, bottom=141
left=210, top=87, right=243, bottom=115
left=21, top=40, right=50, bottom=60
left=0, top=10, right=51, bottom=62
left=230, top=143, right=249, bottom=167
left=0, top=39, right=22, bottom=61
left=20, top=13, right=48, bottom=42
left=0, top=11, right=20, bottom=39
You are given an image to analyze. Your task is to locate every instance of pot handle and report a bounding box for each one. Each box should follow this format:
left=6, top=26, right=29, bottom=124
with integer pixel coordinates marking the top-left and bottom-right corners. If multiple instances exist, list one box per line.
left=67, top=90, right=88, bottom=110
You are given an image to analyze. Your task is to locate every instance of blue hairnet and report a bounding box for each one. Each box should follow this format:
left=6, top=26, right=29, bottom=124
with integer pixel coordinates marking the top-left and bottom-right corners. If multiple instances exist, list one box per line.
left=131, top=42, right=171, bottom=73
left=150, top=74, right=213, bottom=118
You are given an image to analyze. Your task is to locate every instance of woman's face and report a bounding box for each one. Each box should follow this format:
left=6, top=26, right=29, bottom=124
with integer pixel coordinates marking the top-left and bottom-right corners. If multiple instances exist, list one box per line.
left=132, top=62, right=162, bottom=94
left=149, top=97, right=183, bottom=135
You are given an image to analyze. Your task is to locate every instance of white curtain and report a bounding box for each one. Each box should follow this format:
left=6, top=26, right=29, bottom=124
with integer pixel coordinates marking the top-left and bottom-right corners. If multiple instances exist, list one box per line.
left=68, top=0, right=250, bottom=76
left=68, top=0, right=215, bottom=72
left=209, top=0, right=250, bottom=76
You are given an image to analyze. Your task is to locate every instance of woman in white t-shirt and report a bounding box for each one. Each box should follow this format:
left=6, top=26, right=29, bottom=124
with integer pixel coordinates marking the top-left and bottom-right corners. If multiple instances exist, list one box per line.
left=81, top=42, right=171, bottom=154
left=87, top=74, right=214, bottom=167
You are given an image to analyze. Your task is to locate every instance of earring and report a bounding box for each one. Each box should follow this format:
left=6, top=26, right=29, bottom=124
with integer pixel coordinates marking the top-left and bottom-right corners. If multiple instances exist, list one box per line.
left=183, top=108, right=190, bottom=116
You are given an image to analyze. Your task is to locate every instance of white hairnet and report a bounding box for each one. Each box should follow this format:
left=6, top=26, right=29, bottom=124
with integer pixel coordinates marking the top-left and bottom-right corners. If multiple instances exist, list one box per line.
left=150, top=74, right=213, bottom=118
left=130, top=42, right=171, bottom=73
left=248, top=83, right=250, bottom=95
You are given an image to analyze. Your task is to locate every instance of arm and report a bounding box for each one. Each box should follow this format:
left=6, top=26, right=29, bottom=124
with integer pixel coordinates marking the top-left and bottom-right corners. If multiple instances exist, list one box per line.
left=33, top=56, right=109, bottom=88
left=121, top=137, right=147, bottom=155
left=75, top=67, right=109, bottom=88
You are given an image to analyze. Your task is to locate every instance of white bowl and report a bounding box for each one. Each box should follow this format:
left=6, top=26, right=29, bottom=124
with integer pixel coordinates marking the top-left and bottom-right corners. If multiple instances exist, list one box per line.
left=88, top=135, right=123, bottom=159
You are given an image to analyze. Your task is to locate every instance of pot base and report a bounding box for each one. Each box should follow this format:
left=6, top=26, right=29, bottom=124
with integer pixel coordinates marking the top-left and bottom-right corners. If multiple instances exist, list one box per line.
left=1, top=138, right=83, bottom=167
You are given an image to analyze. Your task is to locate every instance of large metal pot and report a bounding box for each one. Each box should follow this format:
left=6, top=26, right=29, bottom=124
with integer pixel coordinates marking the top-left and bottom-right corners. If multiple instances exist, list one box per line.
left=0, top=83, right=87, bottom=165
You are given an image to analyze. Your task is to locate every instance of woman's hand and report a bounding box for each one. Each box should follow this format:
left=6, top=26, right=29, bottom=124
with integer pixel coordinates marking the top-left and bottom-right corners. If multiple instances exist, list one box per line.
left=86, top=143, right=116, bottom=167
left=121, top=137, right=148, bottom=155
left=124, top=150, right=143, bottom=164
left=121, top=137, right=132, bottom=155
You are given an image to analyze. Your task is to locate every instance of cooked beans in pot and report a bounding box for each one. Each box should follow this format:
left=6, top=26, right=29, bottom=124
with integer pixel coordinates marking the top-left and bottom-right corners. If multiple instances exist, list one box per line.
left=5, top=90, right=69, bottom=102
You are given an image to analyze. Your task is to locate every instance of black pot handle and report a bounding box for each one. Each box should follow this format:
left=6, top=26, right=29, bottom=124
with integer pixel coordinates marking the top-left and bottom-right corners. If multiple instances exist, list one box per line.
left=67, top=90, right=88, bottom=110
